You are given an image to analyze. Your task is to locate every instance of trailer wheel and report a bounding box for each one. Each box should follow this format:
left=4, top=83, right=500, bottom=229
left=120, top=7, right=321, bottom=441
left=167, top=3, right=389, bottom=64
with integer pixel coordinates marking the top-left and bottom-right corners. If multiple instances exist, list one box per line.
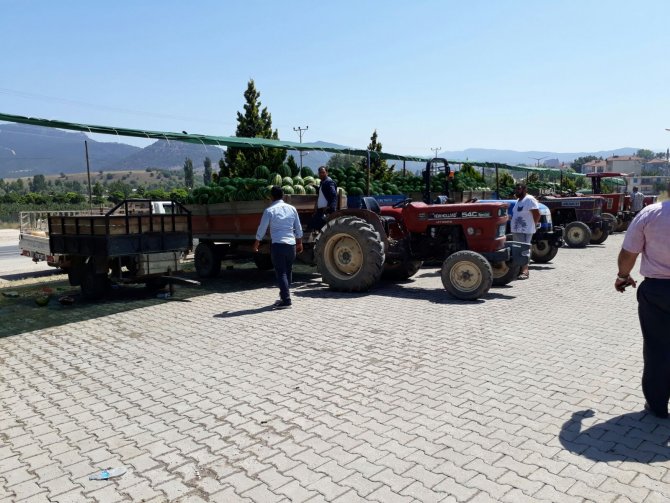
left=589, top=226, right=609, bottom=245
left=531, top=240, right=559, bottom=263
left=564, top=222, right=591, bottom=248
left=442, top=251, right=492, bottom=300
left=491, top=260, right=520, bottom=286
left=194, top=242, right=221, bottom=278
left=81, top=270, right=109, bottom=300
left=382, top=259, right=423, bottom=281
left=315, top=216, right=385, bottom=292
left=253, top=254, right=274, bottom=270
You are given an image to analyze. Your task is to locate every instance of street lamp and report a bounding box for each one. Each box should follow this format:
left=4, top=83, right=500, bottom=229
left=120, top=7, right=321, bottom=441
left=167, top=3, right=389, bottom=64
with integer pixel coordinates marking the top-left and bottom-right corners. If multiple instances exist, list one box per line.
left=529, top=156, right=547, bottom=167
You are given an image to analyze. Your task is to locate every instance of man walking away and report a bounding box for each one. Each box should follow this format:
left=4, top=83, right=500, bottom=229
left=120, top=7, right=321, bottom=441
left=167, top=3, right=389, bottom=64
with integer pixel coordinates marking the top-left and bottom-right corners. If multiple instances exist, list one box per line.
left=615, top=183, right=670, bottom=418
left=254, top=186, right=303, bottom=309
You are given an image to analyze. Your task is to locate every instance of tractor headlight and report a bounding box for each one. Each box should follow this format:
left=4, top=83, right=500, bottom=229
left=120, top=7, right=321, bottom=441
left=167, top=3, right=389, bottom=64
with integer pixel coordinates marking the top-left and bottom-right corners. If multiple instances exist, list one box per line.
left=497, top=224, right=506, bottom=237
left=466, top=227, right=475, bottom=236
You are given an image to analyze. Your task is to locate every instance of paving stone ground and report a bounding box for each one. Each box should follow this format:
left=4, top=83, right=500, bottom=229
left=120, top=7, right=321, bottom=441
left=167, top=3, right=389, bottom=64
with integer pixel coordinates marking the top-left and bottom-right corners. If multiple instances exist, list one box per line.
left=1, top=233, right=667, bottom=502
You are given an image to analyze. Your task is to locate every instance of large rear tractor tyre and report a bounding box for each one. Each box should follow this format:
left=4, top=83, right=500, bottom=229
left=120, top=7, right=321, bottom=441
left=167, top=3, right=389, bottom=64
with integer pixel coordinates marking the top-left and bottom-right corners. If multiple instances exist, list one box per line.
left=564, top=222, right=592, bottom=248
left=589, top=226, right=609, bottom=245
left=315, top=216, right=385, bottom=292
left=531, top=240, right=559, bottom=263
left=382, top=259, right=423, bottom=281
left=491, top=261, right=520, bottom=287
left=195, top=242, right=221, bottom=278
left=441, top=251, right=493, bottom=300
left=602, top=213, right=617, bottom=233
left=253, top=254, right=274, bottom=271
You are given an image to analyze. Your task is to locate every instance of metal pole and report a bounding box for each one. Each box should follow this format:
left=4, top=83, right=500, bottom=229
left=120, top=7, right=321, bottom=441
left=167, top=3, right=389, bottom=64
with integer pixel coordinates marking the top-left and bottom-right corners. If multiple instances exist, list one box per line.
left=293, top=126, right=308, bottom=170
left=84, top=140, right=93, bottom=214
left=402, top=160, right=406, bottom=177
left=495, top=164, right=499, bottom=199
left=366, top=151, right=371, bottom=196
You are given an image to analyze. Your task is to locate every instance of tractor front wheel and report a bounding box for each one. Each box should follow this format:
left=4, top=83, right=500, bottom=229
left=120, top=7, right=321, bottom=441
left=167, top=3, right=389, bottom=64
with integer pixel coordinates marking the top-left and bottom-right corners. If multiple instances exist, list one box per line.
left=491, top=260, right=520, bottom=286
left=564, top=222, right=592, bottom=248
left=441, top=251, right=493, bottom=300
left=315, top=216, right=385, bottom=292
left=589, top=226, right=609, bottom=245
left=531, top=240, right=559, bottom=263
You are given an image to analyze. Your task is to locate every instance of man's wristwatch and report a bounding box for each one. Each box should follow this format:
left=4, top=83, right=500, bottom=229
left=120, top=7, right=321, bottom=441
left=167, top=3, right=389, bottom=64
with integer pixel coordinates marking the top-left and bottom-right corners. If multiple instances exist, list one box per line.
left=617, top=273, right=630, bottom=280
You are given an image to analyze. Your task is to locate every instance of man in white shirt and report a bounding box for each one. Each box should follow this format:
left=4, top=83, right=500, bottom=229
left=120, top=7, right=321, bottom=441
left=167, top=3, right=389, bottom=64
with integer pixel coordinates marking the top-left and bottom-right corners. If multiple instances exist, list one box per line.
left=631, top=186, right=645, bottom=214
left=510, top=183, right=541, bottom=280
left=253, top=186, right=303, bottom=309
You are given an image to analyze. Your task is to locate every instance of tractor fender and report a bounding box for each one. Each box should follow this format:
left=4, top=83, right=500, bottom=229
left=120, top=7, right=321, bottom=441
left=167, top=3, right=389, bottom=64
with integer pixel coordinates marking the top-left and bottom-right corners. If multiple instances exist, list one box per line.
left=329, top=209, right=389, bottom=247
left=505, top=241, right=532, bottom=267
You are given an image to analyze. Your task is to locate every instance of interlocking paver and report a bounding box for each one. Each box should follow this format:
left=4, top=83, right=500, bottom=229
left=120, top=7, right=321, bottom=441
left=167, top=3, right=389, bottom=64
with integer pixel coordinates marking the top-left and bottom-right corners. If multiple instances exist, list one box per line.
left=1, top=234, right=668, bottom=502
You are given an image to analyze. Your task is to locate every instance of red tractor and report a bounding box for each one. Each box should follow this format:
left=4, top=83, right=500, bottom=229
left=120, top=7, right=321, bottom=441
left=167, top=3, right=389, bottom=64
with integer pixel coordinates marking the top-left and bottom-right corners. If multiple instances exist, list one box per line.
left=315, top=158, right=528, bottom=299
left=587, top=172, right=634, bottom=232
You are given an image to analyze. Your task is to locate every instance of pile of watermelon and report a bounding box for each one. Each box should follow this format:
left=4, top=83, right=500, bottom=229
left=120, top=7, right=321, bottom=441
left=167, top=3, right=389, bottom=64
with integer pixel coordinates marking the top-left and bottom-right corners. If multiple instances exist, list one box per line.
left=186, top=164, right=324, bottom=204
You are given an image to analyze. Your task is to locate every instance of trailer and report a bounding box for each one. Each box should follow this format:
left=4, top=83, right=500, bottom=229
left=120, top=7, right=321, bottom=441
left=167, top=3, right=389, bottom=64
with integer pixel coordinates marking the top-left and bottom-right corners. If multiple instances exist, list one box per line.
left=47, top=200, right=194, bottom=299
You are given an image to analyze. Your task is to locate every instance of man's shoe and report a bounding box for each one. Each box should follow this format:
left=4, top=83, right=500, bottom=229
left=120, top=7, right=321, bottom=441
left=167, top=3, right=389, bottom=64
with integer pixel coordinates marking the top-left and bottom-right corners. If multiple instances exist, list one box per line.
left=273, top=300, right=284, bottom=307
left=644, top=402, right=668, bottom=418
left=274, top=301, right=292, bottom=310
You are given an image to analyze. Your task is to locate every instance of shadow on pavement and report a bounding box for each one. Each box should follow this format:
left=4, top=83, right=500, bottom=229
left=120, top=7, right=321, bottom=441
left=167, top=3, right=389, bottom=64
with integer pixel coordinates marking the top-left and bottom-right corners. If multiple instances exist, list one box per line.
left=0, top=269, right=66, bottom=281
left=214, top=305, right=276, bottom=318
left=559, top=409, right=670, bottom=462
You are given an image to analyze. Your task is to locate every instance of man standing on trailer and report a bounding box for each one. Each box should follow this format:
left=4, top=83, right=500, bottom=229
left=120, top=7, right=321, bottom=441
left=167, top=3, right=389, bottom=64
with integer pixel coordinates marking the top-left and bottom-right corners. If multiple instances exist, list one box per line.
left=308, top=166, right=338, bottom=231
left=253, top=186, right=303, bottom=309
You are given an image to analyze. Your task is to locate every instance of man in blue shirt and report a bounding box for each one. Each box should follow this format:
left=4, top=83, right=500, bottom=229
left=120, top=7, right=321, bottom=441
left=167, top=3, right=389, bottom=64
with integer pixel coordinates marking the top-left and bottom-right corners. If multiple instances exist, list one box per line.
left=253, top=186, right=304, bottom=309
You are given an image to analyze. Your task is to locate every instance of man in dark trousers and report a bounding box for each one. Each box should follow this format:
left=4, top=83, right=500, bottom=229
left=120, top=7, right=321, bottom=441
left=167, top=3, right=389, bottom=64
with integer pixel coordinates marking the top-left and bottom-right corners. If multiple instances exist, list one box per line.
left=615, top=183, right=670, bottom=418
left=309, top=166, right=338, bottom=231
left=253, top=186, right=303, bottom=309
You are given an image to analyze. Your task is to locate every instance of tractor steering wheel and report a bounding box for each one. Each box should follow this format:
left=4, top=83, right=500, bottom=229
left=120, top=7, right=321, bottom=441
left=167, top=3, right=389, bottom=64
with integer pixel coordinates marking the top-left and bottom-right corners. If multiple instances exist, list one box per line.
left=464, top=197, right=479, bottom=203
left=392, top=198, right=413, bottom=209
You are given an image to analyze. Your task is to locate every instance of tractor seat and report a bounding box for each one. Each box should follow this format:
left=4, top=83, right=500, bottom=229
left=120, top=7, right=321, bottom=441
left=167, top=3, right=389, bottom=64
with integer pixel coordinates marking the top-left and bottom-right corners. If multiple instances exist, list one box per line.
left=361, top=197, right=382, bottom=215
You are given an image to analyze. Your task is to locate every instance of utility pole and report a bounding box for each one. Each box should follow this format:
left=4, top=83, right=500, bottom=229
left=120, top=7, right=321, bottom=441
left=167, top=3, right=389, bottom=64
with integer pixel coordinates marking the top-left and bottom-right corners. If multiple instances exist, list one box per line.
left=293, top=126, right=309, bottom=170
left=529, top=156, right=547, bottom=167
left=431, top=147, right=441, bottom=159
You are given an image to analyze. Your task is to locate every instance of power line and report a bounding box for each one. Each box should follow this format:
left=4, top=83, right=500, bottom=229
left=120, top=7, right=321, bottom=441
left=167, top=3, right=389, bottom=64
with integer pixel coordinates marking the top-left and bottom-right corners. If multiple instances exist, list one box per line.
left=431, top=147, right=441, bottom=159
left=293, top=125, right=309, bottom=170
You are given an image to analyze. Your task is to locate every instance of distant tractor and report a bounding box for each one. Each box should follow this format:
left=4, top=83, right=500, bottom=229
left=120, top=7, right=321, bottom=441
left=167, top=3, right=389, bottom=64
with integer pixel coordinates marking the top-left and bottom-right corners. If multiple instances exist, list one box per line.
left=539, top=195, right=613, bottom=247
left=587, top=172, right=634, bottom=232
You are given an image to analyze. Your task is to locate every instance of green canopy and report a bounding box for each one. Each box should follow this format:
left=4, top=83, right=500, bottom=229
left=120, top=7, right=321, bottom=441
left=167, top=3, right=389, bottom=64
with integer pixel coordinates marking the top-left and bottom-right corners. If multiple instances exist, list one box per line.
left=0, top=112, right=431, bottom=162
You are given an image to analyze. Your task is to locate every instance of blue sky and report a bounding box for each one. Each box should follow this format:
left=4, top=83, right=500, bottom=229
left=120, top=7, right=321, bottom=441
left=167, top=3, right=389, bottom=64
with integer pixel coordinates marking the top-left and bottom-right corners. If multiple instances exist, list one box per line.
left=1, top=0, right=669, bottom=156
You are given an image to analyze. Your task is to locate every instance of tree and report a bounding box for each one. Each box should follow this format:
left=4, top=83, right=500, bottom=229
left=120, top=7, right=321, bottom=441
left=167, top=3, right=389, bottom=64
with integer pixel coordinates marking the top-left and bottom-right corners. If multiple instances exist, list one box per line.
left=359, top=130, right=394, bottom=182
left=92, top=181, right=104, bottom=197
left=30, top=174, right=47, bottom=193
left=286, top=155, right=299, bottom=177
left=223, top=79, right=286, bottom=177
left=183, top=158, right=194, bottom=189
left=570, top=155, right=600, bottom=173
left=636, top=149, right=655, bottom=160
left=203, top=157, right=213, bottom=186
left=218, top=157, right=231, bottom=178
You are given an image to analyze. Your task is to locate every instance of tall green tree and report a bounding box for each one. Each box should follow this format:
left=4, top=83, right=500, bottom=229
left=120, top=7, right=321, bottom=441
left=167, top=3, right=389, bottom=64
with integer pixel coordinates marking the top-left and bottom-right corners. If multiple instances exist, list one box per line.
left=183, top=158, right=194, bottom=189
left=570, top=155, right=600, bottom=173
left=359, top=130, right=394, bottom=182
left=223, top=79, right=286, bottom=177
left=30, top=174, right=47, bottom=193
left=636, top=149, right=654, bottom=160
left=218, top=158, right=230, bottom=178
left=203, top=157, right=213, bottom=185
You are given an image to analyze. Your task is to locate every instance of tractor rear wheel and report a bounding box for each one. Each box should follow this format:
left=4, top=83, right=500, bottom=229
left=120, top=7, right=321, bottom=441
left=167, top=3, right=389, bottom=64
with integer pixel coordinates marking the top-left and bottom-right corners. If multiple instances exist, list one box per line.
left=315, top=216, right=385, bottom=292
left=194, top=242, right=221, bottom=278
left=531, top=240, right=559, bottom=263
left=589, top=226, right=609, bottom=245
left=491, top=260, right=520, bottom=286
left=564, top=221, right=591, bottom=248
left=382, top=258, right=423, bottom=281
left=253, top=254, right=274, bottom=270
left=441, top=250, right=493, bottom=300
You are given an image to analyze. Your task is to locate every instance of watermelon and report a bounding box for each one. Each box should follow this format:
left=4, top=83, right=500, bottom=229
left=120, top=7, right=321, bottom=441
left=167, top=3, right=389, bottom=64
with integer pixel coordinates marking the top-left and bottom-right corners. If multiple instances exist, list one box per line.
left=278, top=164, right=292, bottom=177
left=300, top=166, right=314, bottom=178
left=269, top=173, right=283, bottom=186
left=304, top=185, right=316, bottom=195
left=254, top=165, right=270, bottom=179
left=303, top=176, right=315, bottom=185
left=293, top=185, right=306, bottom=195
left=282, top=177, right=294, bottom=186
left=282, top=185, right=295, bottom=195
left=349, top=187, right=364, bottom=196
left=292, top=176, right=304, bottom=187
